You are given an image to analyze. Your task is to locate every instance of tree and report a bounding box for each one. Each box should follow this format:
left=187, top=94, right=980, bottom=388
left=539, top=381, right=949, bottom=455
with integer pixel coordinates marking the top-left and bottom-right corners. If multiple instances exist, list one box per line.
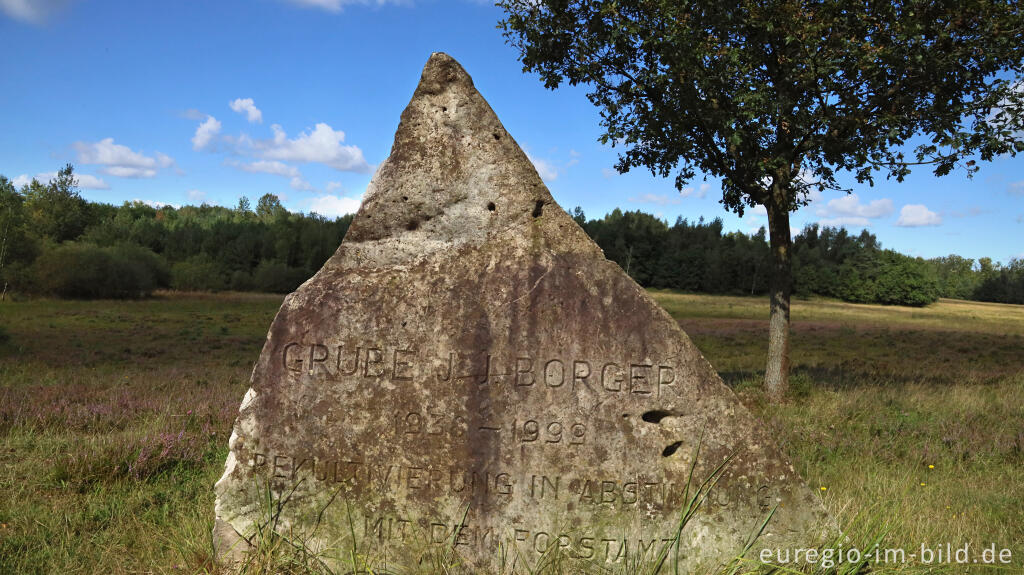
left=499, top=0, right=1024, bottom=400
left=235, top=196, right=253, bottom=220
left=0, top=176, right=37, bottom=295
left=256, top=193, right=287, bottom=222
left=22, top=164, right=90, bottom=243
left=928, top=254, right=979, bottom=299
left=571, top=205, right=587, bottom=227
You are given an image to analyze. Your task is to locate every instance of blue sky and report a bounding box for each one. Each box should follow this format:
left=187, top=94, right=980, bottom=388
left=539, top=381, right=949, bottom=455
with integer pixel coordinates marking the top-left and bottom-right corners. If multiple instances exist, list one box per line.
left=2, top=0, right=1022, bottom=263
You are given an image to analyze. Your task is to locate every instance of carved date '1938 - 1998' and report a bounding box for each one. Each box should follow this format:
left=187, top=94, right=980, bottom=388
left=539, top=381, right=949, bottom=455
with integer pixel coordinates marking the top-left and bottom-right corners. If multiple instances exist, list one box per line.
left=281, top=342, right=678, bottom=397
left=395, top=410, right=587, bottom=445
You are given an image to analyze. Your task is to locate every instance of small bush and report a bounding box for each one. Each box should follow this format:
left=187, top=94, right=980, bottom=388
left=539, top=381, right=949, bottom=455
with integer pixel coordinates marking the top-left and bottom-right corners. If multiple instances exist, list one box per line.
left=30, top=242, right=167, bottom=299
left=835, top=250, right=939, bottom=307
left=229, top=270, right=254, bottom=291
left=111, top=243, right=170, bottom=288
left=873, top=253, right=940, bottom=306
left=252, top=260, right=308, bottom=293
left=170, top=255, right=227, bottom=292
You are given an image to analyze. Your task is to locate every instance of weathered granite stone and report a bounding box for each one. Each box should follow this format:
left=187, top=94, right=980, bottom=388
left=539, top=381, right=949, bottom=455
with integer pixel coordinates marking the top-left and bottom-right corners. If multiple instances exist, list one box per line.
left=214, top=52, right=830, bottom=572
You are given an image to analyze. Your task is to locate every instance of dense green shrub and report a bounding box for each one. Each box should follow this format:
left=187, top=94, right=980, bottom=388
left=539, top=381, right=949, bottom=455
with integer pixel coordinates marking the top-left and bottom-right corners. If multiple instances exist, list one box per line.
left=872, top=252, right=940, bottom=306
left=170, top=255, right=227, bottom=292
left=832, top=250, right=939, bottom=306
left=110, top=244, right=170, bottom=290
left=30, top=243, right=167, bottom=298
left=927, top=255, right=981, bottom=300
left=229, top=270, right=254, bottom=291
left=252, top=260, right=309, bottom=293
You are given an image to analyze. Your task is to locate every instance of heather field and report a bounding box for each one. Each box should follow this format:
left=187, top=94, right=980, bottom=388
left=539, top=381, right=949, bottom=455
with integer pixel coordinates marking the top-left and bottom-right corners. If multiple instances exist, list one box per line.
left=0, top=292, right=1022, bottom=574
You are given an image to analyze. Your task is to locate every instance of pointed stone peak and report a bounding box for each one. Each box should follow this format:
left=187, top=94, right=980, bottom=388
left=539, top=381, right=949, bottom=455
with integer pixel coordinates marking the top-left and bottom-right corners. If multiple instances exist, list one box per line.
left=414, top=52, right=475, bottom=96
left=338, top=53, right=573, bottom=266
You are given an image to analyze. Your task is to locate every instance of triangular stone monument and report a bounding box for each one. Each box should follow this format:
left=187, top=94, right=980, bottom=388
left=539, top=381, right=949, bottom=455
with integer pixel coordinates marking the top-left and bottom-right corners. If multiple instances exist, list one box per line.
left=214, top=52, right=830, bottom=572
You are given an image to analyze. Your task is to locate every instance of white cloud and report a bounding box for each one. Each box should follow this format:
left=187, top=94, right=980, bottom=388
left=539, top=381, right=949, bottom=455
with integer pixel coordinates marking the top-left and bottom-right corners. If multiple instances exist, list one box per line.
left=132, top=198, right=179, bottom=209
left=180, top=108, right=206, bottom=121
left=745, top=214, right=766, bottom=234
left=630, top=185, right=709, bottom=205
left=231, top=159, right=300, bottom=178
left=227, top=159, right=311, bottom=191
left=101, top=166, right=156, bottom=178
left=629, top=193, right=680, bottom=206
left=567, top=149, right=581, bottom=167
left=0, top=0, right=71, bottom=24
left=527, top=153, right=559, bottom=182
left=282, top=0, right=404, bottom=13
left=948, top=206, right=987, bottom=218
left=601, top=167, right=618, bottom=179
left=196, top=105, right=371, bottom=174
left=187, top=189, right=208, bottom=203
left=325, top=181, right=343, bottom=192
left=15, top=171, right=109, bottom=189
left=988, top=80, right=1024, bottom=137
left=63, top=173, right=110, bottom=189
left=815, top=193, right=894, bottom=226
left=308, top=194, right=361, bottom=217
left=286, top=0, right=345, bottom=11
left=229, top=98, right=263, bottom=124
left=896, top=204, right=942, bottom=227
left=698, top=183, right=711, bottom=198
left=73, top=138, right=174, bottom=180
left=192, top=116, right=222, bottom=151
left=791, top=170, right=826, bottom=210
left=1009, top=181, right=1024, bottom=196
left=817, top=216, right=872, bottom=228
left=679, top=185, right=707, bottom=199
left=259, top=123, right=371, bottom=173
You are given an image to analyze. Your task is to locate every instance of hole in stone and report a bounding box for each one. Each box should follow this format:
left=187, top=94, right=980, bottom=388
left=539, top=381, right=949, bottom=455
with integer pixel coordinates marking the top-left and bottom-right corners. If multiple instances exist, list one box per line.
left=622, top=413, right=630, bottom=419
left=493, top=132, right=501, bottom=141
left=442, top=106, right=448, bottom=112
left=422, top=214, right=432, bottom=222
left=532, top=200, right=545, bottom=218
left=661, top=441, right=683, bottom=458
left=641, top=410, right=675, bottom=424
left=401, top=196, right=408, bottom=201
left=406, top=220, right=419, bottom=231
left=487, top=202, right=496, bottom=212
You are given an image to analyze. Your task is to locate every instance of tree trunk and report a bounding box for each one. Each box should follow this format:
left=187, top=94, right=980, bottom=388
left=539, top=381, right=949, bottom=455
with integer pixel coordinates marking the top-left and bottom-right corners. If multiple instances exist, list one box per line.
left=764, top=200, right=792, bottom=402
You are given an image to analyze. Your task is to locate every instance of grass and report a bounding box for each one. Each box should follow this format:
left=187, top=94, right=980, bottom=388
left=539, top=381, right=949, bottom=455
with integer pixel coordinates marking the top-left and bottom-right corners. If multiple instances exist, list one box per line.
left=0, top=290, right=1021, bottom=574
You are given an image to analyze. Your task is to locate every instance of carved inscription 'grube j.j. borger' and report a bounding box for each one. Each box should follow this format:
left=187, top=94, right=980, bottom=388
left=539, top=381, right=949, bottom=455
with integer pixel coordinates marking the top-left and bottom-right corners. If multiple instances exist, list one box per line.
left=280, top=341, right=679, bottom=395
left=213, top=53, right=831, bottom=572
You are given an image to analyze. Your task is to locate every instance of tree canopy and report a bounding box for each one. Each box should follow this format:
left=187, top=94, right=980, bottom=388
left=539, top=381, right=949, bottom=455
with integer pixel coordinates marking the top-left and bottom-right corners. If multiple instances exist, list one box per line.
left=500, top=0, right=1024, bottom=209
left=499, top=0, right=1024, bottom=399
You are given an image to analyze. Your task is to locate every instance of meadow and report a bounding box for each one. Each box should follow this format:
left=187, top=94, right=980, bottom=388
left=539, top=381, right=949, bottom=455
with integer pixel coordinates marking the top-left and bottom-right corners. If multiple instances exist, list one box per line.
left=0, top=291, right=1021, bottom=574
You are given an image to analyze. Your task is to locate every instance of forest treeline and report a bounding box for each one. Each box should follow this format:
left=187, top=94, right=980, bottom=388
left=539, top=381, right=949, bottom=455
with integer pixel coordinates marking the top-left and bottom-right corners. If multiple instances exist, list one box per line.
left=0, top=167, right=351, bottom=298
left=572, top=208, right=1023, bottom=306
left=1, top=166, right=1022, bottom=305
